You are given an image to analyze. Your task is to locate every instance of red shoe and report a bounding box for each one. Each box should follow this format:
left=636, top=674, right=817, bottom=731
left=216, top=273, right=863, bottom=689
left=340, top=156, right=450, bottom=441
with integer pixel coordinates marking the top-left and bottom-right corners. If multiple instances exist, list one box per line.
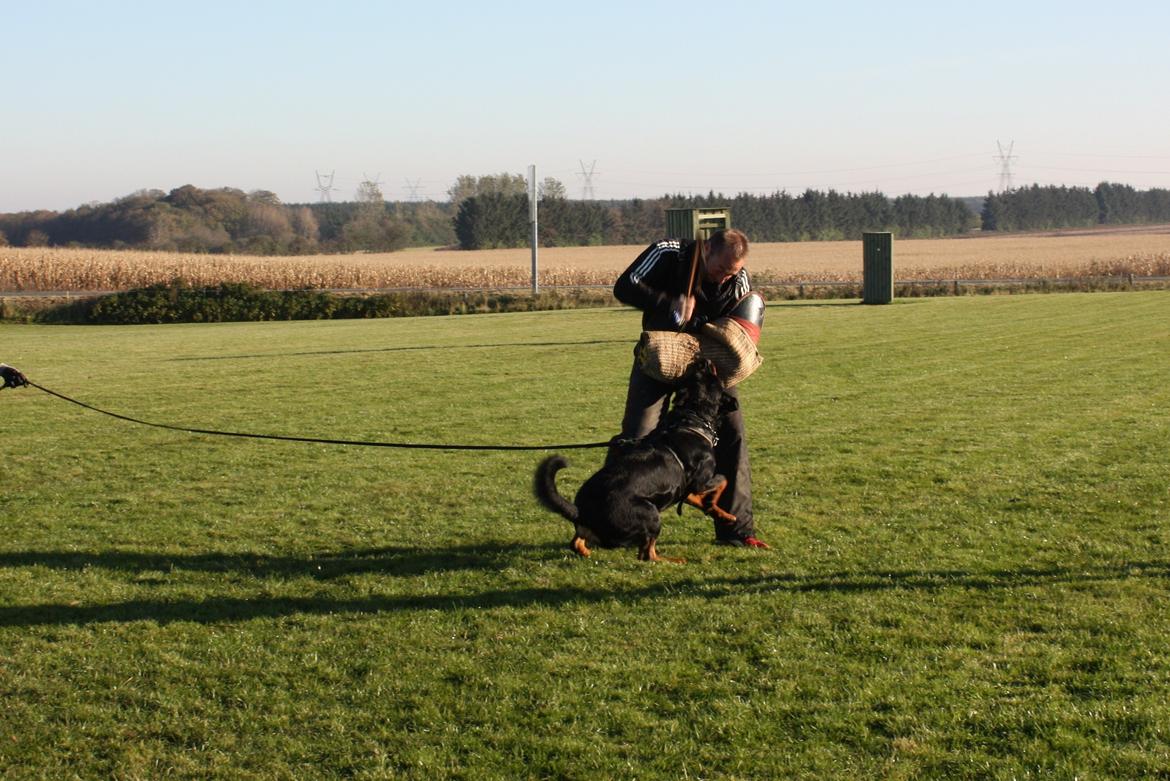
left=715, top=532, right=770, bottom=549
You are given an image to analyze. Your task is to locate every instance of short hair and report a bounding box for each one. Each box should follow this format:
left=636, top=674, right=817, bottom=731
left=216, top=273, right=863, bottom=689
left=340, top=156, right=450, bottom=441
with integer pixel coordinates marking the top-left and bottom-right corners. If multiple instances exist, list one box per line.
left=707, top=228, right=749, bottom=261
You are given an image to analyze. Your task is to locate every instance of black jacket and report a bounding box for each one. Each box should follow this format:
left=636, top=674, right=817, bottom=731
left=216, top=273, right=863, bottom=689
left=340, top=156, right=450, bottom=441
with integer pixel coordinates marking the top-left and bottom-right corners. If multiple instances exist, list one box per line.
left=614, top=239, right=751, bottom=331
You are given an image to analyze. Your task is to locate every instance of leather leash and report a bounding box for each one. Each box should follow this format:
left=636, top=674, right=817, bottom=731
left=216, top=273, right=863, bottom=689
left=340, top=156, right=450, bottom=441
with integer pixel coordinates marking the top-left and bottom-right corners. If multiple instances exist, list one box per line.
left=20, top=380, right=611, bottom=452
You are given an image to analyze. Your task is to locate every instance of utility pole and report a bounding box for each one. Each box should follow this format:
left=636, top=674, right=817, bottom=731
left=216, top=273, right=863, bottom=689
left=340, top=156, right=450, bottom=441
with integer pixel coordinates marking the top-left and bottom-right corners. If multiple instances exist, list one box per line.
left=404, top=178, right=423, bottom=201
left=528, top=164, right=539, bottom=295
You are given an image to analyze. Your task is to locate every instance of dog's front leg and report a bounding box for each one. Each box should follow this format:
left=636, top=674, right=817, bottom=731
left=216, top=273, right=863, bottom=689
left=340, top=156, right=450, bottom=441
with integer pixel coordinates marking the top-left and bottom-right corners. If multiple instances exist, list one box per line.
left=683, top=479, right=738, bottom=524
left=570, top=535, right=592, bottom=557
left=638, top=537, right=685, bottom=564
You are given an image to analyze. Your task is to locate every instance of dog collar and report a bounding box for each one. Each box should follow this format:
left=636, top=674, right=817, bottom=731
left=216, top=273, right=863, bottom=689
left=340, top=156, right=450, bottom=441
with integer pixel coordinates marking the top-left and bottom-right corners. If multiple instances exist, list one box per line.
left=662, top=443, right=687, bottom=474
left=664, top=409, right=719, bottom=449
left=674, top=424, right=718, bottom=449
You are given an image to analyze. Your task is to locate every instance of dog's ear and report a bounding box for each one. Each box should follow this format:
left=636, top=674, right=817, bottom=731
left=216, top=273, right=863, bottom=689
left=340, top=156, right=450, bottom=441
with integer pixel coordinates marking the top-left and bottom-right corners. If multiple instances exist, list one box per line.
left=719, top=393, right=739, bottom=415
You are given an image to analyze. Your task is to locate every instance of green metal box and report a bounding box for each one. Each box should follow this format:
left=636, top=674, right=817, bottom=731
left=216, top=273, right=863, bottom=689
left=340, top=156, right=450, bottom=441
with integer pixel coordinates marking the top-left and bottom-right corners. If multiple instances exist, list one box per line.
left=665, top=207, right=732, bottom=240
left=862, top=231, right=894, bottom=304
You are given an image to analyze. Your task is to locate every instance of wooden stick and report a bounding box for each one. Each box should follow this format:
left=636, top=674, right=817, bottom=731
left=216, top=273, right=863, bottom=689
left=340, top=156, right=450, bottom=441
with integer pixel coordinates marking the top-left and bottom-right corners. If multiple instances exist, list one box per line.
left=679, top=233, right=702, bottom=331
left=685, top=233, right=702, bottom=301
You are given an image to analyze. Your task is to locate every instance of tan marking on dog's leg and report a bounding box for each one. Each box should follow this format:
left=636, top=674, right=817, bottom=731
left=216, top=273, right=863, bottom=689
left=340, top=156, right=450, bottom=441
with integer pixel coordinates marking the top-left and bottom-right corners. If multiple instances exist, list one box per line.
left=639, top=538, right=685, bottom=564
left=700, top=480, right=738, bottom=523
left=683, top=484, right=737, bottom=522
left=703, top=479, right=729, bottom=509
left=571, top=535, right=592, bottom=557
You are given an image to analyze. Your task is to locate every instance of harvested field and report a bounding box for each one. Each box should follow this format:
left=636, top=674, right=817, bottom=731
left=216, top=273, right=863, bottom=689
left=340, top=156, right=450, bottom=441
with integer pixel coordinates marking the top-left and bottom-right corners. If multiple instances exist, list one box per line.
left=2, top=225, right=1168, bottom=293
left=424, top=226, right=1170, bottom=279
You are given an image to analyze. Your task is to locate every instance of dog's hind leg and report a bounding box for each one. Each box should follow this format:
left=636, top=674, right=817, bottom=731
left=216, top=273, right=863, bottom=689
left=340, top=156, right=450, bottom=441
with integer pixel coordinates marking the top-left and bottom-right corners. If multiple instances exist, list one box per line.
left=637, top=537, right=685, bottom=564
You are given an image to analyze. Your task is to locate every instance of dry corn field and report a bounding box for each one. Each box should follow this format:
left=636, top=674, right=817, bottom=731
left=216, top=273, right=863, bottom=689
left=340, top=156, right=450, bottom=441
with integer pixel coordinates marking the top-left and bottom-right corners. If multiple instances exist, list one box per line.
left=2, top=227, right=1169, bottom=293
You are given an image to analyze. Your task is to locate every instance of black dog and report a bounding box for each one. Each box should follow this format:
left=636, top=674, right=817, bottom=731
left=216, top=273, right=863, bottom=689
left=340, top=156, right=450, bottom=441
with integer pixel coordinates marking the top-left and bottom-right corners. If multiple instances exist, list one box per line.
left=534, top=359, right=738, bottom=563
left=0, top=364, right=29, bottom=390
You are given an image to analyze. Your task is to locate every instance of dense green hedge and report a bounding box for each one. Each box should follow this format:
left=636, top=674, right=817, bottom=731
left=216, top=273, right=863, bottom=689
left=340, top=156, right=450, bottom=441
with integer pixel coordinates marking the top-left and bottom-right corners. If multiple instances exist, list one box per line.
left=15, top=273, right=1167, bottom=325
left=28, top=282, right=617, bottom=325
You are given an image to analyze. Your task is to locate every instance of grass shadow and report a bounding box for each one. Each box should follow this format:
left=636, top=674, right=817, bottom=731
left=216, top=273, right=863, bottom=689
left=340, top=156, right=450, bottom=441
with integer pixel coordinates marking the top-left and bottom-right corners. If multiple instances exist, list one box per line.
left=1, top=552, right=1166, bottom=628
left=0, top=542, right=556, bottom=581
left=702, top=562, right=1170, bottom=596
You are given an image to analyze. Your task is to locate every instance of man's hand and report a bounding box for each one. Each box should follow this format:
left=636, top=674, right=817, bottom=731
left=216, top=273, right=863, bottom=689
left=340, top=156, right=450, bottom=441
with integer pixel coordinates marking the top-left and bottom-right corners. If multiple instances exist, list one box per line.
left=670, top=295, right=695, bottom=329
left=0, top=364, right=29, bottom=389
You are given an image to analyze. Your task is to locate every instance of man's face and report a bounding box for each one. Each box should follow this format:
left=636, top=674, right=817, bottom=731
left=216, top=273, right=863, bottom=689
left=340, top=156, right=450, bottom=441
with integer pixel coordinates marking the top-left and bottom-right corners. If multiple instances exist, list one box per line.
left=703, top=246, right=744, bottom=285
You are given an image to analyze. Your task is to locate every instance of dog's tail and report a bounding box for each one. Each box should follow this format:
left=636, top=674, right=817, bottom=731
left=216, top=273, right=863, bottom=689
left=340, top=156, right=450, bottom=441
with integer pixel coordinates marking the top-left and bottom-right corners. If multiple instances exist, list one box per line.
left=534, top=455, right=579, bottom=523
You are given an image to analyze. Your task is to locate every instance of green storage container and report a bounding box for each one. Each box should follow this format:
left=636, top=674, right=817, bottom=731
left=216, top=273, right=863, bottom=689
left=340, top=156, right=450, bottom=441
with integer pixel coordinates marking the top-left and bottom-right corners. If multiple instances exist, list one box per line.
left=862, top=232, right=894, bottom=304
left=665, top=207, right=732, bottom=240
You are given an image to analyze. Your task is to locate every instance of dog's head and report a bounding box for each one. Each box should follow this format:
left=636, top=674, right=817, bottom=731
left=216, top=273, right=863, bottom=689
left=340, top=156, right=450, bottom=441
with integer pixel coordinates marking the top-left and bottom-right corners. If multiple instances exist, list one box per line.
left=671, top=359, right=726, bottom=421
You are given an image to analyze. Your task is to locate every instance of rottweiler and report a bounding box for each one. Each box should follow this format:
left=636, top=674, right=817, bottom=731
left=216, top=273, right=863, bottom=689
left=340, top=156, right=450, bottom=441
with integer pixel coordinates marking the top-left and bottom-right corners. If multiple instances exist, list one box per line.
left=534, top=359, right=738, bottom=563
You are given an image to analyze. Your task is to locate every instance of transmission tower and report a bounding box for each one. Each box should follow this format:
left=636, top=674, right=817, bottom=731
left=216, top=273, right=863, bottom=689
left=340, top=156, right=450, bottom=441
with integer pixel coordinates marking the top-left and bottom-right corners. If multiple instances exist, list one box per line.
left=994, top=141, right=1017, bottom=193
left=356, top=172, right=384, bottom=204
left=314, top=170, right=338, bottom=202
left=404, top=178, right=423, bottom=201
left=577, top=159, right=598, bottom=200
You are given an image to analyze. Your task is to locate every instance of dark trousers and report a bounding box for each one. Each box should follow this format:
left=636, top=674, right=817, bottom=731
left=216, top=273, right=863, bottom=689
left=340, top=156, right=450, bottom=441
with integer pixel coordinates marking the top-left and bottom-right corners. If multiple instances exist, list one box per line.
left=618, top=362, right=755, bottom=538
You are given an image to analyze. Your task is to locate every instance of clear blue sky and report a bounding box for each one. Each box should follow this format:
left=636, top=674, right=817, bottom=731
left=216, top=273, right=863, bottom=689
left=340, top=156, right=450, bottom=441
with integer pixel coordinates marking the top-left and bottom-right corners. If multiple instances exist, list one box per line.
left=3, top=0, right=1168, bottom=211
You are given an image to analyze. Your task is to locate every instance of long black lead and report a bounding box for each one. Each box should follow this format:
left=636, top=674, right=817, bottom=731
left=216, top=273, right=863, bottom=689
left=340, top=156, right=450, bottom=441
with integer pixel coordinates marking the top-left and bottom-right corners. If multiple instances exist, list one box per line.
left=25, top=382, right=610, bottom=452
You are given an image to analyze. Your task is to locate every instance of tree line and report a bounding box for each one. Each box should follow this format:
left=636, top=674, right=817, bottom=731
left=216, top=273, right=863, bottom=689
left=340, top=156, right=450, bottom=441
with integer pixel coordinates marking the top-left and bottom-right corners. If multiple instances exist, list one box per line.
left=981, top=182, right=1170, bottom=231
left=453, top=189, right=976, bottom=249
left=0, top=184, right=458, bottom=255
left=3, top=177, right=1169, bottom=254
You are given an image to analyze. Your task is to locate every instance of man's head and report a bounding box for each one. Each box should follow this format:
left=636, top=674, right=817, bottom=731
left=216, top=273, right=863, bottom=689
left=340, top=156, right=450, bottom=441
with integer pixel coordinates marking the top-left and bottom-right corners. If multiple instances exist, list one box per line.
left=702, top=229, right=749, bottom=284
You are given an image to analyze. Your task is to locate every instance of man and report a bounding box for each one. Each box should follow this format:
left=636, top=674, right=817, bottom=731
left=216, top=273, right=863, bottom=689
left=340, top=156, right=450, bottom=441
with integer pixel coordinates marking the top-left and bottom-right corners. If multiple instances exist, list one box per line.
left=612, top=228, right=768, bottom=548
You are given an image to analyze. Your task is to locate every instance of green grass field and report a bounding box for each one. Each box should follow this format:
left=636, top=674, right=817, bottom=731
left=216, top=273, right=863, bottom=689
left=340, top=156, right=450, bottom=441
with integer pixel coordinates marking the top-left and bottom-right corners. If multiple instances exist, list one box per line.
left=2, top=292, right=1168, bottom=779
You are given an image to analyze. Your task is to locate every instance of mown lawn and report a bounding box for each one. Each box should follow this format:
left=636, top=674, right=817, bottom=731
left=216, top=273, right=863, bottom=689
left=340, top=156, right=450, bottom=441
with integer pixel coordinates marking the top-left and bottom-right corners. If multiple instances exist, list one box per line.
left=1, top=292, right=1168, bottom=779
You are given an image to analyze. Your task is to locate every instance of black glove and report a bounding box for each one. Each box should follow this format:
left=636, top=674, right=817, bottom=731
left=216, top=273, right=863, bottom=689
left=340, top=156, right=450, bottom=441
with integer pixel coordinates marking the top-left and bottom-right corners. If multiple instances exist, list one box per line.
left=0, top=364, right=29, bottom=389
left=682, top=314, right=709, bottom=334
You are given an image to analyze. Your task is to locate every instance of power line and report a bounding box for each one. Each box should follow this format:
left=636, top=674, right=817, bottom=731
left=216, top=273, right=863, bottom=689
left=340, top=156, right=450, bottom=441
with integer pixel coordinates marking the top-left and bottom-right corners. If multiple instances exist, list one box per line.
left=1044, top=152, right=1170, bottom=160
left=600, top=165, right=993, bottom=193
left=494, top=146, right=1170, bottom=201
left=1018, top=164, right=1170, bottom=176
left=543, top=149, right=1170, bottom=189
left=612, top=152, right=990, bottom=179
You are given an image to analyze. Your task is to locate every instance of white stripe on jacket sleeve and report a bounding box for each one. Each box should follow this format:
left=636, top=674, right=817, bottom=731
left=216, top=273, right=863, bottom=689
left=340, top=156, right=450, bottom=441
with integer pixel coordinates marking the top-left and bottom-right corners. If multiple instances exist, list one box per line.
left=630, top=240, right=680, bottom=285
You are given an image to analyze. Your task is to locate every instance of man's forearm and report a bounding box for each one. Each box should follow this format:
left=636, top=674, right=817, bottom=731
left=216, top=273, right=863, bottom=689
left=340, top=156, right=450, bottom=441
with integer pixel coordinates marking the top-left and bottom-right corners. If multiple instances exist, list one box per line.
left=613, top=275, right=667, bottom=312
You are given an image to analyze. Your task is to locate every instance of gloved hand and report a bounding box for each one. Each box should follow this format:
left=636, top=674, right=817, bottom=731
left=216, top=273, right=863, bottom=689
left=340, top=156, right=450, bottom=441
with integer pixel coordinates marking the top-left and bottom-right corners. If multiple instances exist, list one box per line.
left=0, top=364, right=29, bottom=389
left=682, top=314, right=709, bottom=334
left=669, top=294, right=695, bottom=329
